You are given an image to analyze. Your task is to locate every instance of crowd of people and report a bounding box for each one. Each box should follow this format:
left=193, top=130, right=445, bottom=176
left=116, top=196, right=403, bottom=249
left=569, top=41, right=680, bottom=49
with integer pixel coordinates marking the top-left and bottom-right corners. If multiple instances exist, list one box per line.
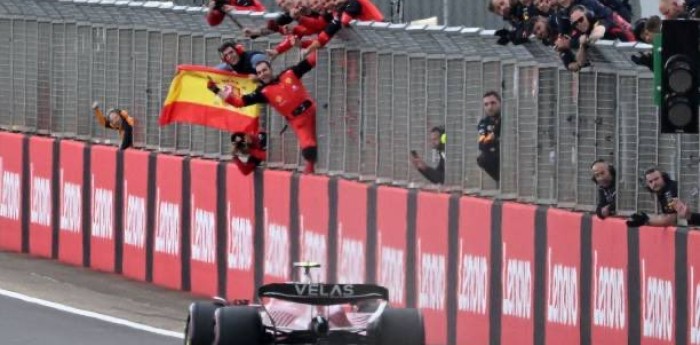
left=490, top=0, right=698, bottom=70
left=88, top=0, right=700, bottom=227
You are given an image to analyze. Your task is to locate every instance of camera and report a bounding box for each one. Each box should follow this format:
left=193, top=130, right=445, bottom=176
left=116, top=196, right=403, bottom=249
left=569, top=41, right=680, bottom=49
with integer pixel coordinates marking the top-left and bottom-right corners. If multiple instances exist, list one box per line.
left=231, top=133, right=250, bottom=151
left=631, top=51, right=653, bottom=70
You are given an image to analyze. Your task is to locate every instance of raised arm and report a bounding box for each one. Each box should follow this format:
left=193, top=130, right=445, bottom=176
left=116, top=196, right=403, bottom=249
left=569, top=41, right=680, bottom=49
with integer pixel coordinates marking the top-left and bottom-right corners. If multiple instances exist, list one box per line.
left=92, top=102, right=109, bottom=128
left=291, top=51, right=317, bottom=78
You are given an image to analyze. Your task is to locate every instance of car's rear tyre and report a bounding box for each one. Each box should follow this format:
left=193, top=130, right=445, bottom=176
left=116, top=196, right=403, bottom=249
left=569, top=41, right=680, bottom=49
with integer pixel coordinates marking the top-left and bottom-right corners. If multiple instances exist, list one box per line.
left=213, top=306, right=263, bottom=345
left=184, top=301, right=219, bottom=345
left=370, top=308, right=425, bottom=345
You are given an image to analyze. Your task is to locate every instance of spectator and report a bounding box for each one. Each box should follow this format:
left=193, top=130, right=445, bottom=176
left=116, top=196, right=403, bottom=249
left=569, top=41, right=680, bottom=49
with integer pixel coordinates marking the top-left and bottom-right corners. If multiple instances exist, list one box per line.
left=215, top=41, right=268, bottom=76
left=206, top=0, right=266, bottom=27
left=560, top=5, right=634, bottom=71
left=299, top=0, right=384, bottom=58
left=632, top=15, right=661, bottom=43
left=659, top=0, right=699, bottom=19
left=591, top=159, right=616, bottom=219
left=242, top=0, right=298, bottom=39
left=91, top=102, right=135, bottom=150
left=627, top=168, right=680, bottom=227
left=489, top=0, right=537, bottom=45
left=230, top=131, right=267, bottom=175
left=410, top=126, right=446, bottom=184
left=629, top=16, right=661, bottom=70
left=570, top=5, right=634, bottom=43
left=528, top=15, right=562, bottom=45
left=477, top=91, right=502, bottom=182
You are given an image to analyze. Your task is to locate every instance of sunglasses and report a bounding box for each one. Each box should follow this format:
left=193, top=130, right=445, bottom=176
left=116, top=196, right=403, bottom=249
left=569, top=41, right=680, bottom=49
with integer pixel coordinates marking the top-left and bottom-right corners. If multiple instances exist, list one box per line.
left=572, top=16, right=585, bottom=24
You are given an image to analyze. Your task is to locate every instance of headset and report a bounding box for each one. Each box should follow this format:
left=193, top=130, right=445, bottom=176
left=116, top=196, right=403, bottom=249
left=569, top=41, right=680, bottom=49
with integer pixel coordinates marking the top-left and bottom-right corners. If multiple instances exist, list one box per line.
left=590, top=159, right=616, bottom=183
left=431, top=126, right=447, bottom=146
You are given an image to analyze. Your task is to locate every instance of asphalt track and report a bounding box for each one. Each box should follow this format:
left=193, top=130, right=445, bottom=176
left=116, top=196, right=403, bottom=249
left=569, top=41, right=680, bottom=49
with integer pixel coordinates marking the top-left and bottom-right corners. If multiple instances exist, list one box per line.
left=0, top=251, right=199, bottom=345
left=0, top=293, right=179, bottom=345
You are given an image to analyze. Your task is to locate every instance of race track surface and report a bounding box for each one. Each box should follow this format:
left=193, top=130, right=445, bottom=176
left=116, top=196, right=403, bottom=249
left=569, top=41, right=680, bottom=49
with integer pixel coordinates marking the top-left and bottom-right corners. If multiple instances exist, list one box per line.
left=0, top=251, right=204, bottom=344
left=0, top=293, right=178, bottom=345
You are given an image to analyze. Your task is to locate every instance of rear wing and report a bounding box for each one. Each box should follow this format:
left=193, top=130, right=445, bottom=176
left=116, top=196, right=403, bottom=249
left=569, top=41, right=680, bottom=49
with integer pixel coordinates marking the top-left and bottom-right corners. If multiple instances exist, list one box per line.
left=258, top=283, right=389, bottom=305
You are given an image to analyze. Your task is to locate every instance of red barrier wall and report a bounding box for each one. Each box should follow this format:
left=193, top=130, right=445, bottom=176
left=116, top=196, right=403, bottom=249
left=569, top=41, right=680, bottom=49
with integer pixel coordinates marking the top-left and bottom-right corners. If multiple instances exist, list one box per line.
left=376, top=186, right=408, bottom=307
left=416, top=192, right=449, bottom=345
left=58, top=140, right=84, bottom=266
left=687, top=232, right=700, bottom=345
left=28, top=136, right=54, bottom=258
left=639, top=226, right=676, bottom=345
left=500, top=202, right=537, bottom=345
left=545, top=209, right=582, bottom=345
left=122, top=149, right=149, bottom=281
left=456, top=197, right=493, bottom=345
left=590, top=217, right=629, bottom=344
left=263, top=170, right=292, bottom=283
left=0, top=132, right=24, bottom=251
left=17, top=132, right=700, bottom=345
left=189, top=159, right=218, bottom=297
left=225, top=163, right=256, bottom=300
left=152, top=155, right=184, bottom=290
left=89, top=145, right=117, bottom=272
left=298, top=174, right=329, bottom=282
left=336, top=180, right=367, bottom=284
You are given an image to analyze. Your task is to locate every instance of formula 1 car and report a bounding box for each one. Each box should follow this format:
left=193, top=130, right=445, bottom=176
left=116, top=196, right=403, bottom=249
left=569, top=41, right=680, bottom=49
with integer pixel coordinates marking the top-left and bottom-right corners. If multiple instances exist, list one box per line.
left=184, top=262, right=424, bottom=345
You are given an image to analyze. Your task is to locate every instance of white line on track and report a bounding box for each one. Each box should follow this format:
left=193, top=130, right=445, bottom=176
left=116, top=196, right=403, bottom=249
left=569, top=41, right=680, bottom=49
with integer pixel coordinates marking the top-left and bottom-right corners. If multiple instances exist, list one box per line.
left=0, top=288, right=184, bottom=339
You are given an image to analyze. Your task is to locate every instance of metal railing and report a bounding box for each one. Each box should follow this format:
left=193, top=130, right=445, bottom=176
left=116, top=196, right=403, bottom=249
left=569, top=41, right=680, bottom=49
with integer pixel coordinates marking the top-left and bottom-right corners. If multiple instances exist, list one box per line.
left=0, top=0, right=690, bottom=216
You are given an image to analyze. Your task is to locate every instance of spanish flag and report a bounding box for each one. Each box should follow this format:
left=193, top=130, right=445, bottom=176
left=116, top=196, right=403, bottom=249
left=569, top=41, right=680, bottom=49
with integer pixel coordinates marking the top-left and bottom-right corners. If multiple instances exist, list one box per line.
left=159, top=65, right=260, bottom=133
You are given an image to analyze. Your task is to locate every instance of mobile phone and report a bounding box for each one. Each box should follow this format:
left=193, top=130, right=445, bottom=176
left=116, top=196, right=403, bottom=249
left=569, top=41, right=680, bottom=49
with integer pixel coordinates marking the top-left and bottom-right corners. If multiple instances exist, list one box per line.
left=410, top=150, right=418, bottom=158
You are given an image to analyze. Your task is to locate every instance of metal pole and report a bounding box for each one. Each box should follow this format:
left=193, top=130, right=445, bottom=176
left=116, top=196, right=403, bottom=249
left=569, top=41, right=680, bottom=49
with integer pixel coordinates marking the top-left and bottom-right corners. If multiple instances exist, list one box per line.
left=443, top=0, right=450, bottom=26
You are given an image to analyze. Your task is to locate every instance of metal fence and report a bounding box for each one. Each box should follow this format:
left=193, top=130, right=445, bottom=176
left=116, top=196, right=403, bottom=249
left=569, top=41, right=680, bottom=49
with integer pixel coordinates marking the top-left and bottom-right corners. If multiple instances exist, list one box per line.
left=0, top=0, right=691, bottom=216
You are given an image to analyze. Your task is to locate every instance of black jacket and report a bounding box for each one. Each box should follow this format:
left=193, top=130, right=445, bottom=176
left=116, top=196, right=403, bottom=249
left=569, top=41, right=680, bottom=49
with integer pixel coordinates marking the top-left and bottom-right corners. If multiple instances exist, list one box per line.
left=418, top=150, right=445, bottom=184
left=477, top=115, right=501, bottom=153
left=595, top=184, right=616, bottom=219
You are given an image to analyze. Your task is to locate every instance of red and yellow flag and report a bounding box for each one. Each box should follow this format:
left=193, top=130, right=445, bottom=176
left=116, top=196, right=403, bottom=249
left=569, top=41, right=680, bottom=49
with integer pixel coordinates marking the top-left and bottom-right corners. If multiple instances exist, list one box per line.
left=159, top=65, right=260, bottom=133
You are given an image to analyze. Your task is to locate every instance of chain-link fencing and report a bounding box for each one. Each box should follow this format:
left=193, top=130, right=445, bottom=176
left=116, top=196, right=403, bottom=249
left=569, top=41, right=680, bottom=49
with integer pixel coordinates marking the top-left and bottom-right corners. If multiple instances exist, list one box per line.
left=0, top=0, right=687, bottom=215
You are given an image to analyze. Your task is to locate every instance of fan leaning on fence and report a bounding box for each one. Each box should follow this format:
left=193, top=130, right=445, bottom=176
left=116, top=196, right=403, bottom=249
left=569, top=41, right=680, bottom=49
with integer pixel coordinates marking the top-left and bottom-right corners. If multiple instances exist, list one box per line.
left=91, top=102, right=135, bottom=150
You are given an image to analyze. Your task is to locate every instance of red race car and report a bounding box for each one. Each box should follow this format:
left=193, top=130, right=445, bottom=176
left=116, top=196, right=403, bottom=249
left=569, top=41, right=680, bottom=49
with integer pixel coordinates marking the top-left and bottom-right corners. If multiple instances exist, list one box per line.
left=184, top=262, right=425, bottom=345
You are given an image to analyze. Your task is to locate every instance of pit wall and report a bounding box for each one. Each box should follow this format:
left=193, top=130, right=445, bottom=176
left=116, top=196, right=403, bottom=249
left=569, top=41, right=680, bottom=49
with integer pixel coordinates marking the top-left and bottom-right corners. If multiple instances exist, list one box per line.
left=0, top=131, right=697, bottom=345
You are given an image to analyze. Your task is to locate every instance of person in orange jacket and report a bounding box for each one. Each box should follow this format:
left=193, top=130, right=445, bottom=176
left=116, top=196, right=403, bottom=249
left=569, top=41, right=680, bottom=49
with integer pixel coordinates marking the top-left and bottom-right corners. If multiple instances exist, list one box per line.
left=230, top=131, right=268, bottom=175
left=206, top=0, right=267, bottom=27
left=91, top=101, right=135, bottom=150
left=207, top=53, right=319, bottom=173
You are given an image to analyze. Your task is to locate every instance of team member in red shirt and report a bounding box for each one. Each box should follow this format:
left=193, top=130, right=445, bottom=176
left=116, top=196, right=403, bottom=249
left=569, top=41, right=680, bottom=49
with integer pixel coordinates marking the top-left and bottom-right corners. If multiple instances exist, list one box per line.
left=206, top=0, right=267, bottom=26
left=208, top=53, right=320, bottom=173
left=230, top=131, right=268, bottom=175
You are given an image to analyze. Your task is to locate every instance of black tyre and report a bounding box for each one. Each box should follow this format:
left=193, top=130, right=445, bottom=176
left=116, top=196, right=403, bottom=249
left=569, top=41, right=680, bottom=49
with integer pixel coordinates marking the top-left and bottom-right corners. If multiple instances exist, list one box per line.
left=213, top=306, right=264, bottom=345
left=184, top=301, right=219, bottom=345
left=370, top=308, right=425, bottom=345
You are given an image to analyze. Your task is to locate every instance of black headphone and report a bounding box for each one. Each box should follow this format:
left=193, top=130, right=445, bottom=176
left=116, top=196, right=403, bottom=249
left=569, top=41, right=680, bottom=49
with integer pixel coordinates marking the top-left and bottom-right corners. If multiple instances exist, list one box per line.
left=590, top=159, right=616, bottom=183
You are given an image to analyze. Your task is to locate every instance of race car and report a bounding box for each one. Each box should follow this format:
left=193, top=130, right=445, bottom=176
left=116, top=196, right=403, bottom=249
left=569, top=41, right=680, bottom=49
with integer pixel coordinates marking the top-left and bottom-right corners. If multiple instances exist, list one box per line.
left=184, top=262, right=425, bottom=345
